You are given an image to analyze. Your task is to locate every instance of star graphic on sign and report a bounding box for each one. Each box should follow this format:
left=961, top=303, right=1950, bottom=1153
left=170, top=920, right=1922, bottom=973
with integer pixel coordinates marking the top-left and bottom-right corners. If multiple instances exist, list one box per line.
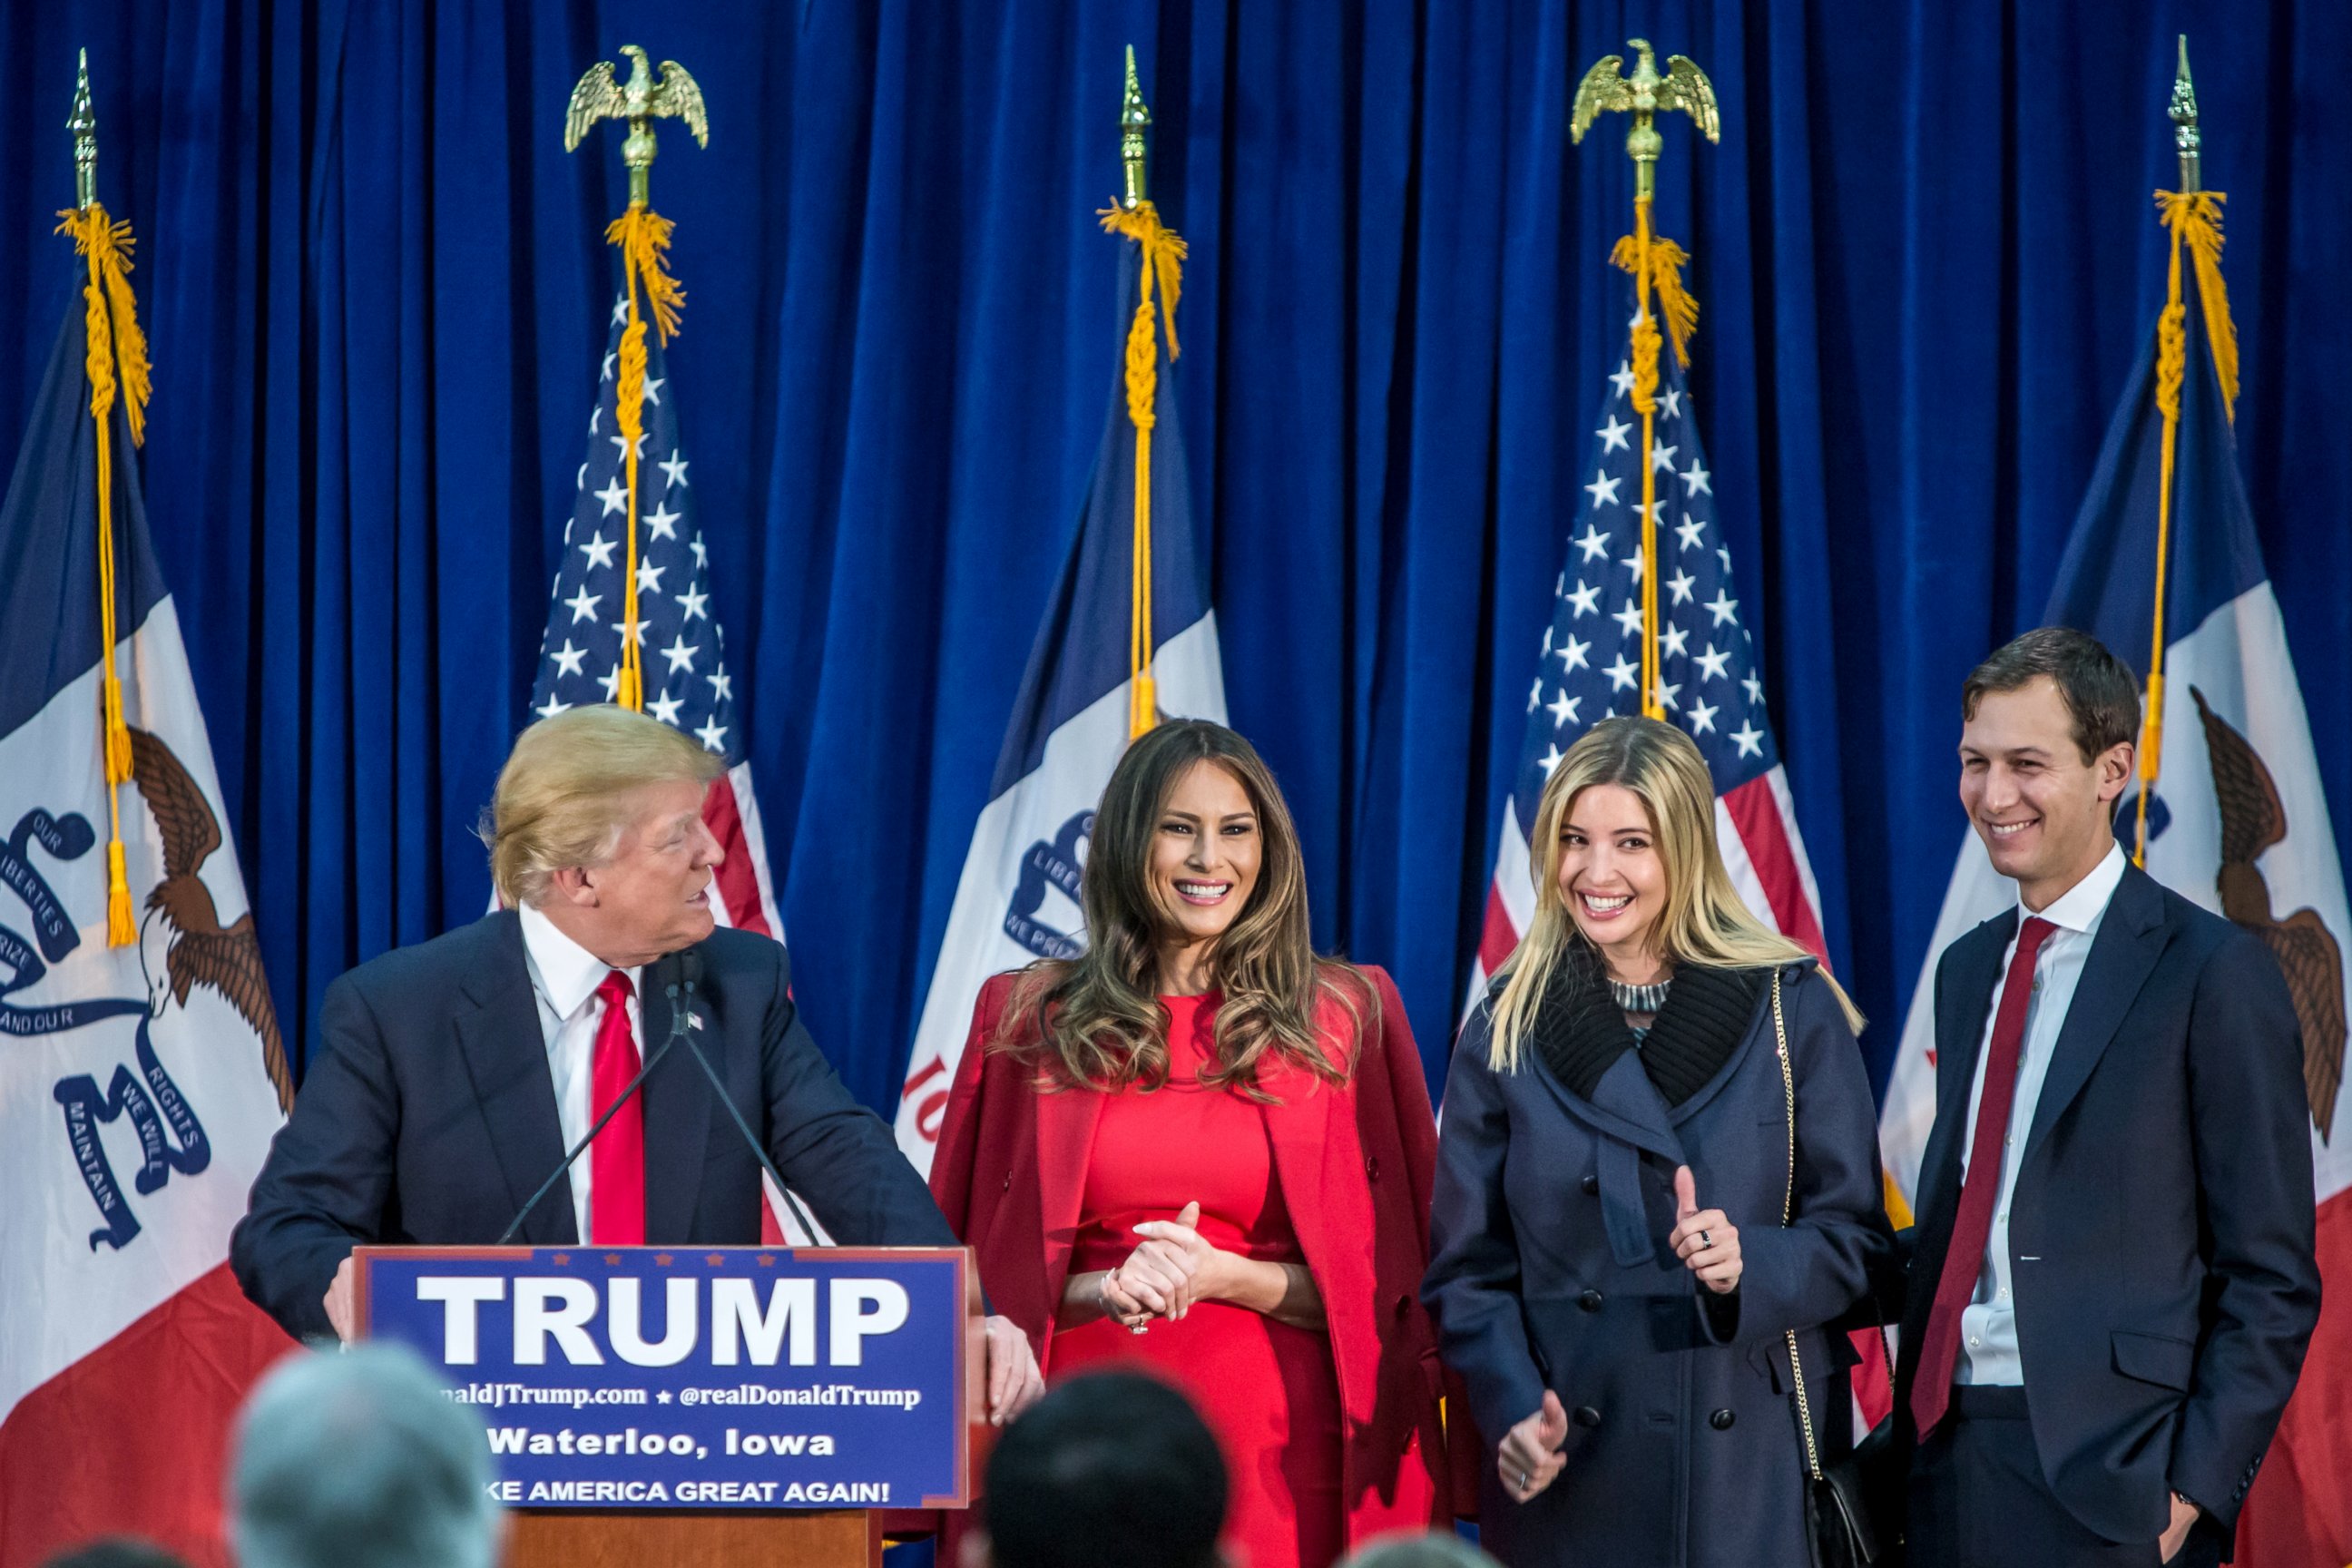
left=1665, top=568, right=1697, bottom=606
left=636, top=560, right=667, bottom=594
left=1608, top=360, right=1636, bottom=399
left=580, top=530, right=619, bottom=570
left=611, top=432, right=649, bottom=461
left=677, top=583, right=710, bottom=622
left=694, top=717, right=728, bottom=752
left=1705, top=589, right=1739, bottom=628
left=1574, top=524, right=1612, bottom=564
left=1556, top=632, right=1591, bottom=672
left=660, top=452, right=691, bottom=488
left=1675, top=515, right=1707, bottom=553
left=1730, top=720, right=1765, bottom=759
left=1528, top=676, right=1544, bottom=712
left=552, top=640, right=588, bottom=678
left=642, top=377, right=664, bottom=407
left=1538, top=742, right=1565, bottom=776
left=1694, top=642, right=1731, bottom=681
left=535, top=694, right=571, bottom=720
left=1649, top=442, right=1679, bottom=474
left=595, top=477, right=629, bottom=518
left=1661, top=387, right=1682, bottom=419
left=645, top=501, right=682, bottom=541
left=1681, top=460, right=1712, bottom=497
left=646, top=688, right=685, bottom=726
left=1603, top=652, right=1640, bottom=692
left=1583, top=469, right=1623, bottom=508
left=1612, top=599, right=1645, bottom=639
left=1661, top=622, right=1690, bottom=660
left=565, top=585, right=602, bottom=624
left=706, top=668, right=732, bottom=702
left=1596, top=414, right=1632, bottom=453
left=1742, top=671, right=1765, bottom=706
left=598, top=663, right=624, bottom=701
left=661, top=634, right=699, bottom=674
left=1564, top=579, right=1602, bottom=618
left=656, top=1390, right=673, bottom=1406
left=1686, top=699, right=1719, bottom=734
left=1548, top=689, right=1581, bottom=729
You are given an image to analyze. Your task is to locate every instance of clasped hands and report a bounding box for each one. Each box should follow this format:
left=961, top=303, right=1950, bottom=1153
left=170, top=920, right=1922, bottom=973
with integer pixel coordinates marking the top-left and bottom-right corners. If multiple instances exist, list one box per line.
left=1500, top=1165, right=1742, bottom=1502
left=1099, top=1200, right=1225, bottom=1328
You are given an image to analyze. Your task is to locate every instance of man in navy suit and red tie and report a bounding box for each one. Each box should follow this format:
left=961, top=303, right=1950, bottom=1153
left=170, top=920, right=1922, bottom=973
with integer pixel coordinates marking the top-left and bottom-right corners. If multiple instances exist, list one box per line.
left=1893, top=628, right=2319, bottom=1568
left=231, top=706, right=1044, bottom=1421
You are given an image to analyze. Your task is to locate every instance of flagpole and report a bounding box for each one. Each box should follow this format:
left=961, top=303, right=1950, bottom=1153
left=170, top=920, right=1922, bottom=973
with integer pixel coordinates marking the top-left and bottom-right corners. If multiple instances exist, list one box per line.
left=1101, top=45, right=1186, bottom=741
left=1572, top=42, right=1718, bottom=721
left=564, top=47, right=709, bottom=712
left=2134, top=35, right=2240, bottom=867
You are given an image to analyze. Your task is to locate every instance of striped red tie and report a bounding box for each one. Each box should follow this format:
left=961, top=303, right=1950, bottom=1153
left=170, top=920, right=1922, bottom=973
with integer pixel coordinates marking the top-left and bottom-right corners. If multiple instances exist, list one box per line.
left=588, top=968, right=646, bottom=1245
left=1910, top=916, right=2056, bottom=1437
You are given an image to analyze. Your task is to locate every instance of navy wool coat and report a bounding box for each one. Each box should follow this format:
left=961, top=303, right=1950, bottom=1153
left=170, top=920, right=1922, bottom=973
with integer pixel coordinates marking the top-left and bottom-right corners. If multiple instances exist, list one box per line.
left=1423, top=958, right=1893, bottom=1568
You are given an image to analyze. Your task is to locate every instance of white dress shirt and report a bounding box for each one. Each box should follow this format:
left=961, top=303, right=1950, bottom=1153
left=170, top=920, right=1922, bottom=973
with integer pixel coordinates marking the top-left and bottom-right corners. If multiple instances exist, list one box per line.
left=517, top=903, right=643, bottom=1242
left=1955, top=841, right=2127, bottom=1385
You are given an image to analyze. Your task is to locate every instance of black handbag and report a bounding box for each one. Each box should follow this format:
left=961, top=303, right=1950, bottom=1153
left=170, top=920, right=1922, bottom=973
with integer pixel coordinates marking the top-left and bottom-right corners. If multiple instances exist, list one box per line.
left=1768, top=973, right=1905, bottom=1568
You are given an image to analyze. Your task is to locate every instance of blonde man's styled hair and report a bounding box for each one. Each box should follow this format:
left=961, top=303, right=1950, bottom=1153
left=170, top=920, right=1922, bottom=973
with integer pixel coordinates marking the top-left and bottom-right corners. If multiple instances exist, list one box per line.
left=481, top=706, right=722, bottom=907
left=1487, top=716, right=1861, bottom=1072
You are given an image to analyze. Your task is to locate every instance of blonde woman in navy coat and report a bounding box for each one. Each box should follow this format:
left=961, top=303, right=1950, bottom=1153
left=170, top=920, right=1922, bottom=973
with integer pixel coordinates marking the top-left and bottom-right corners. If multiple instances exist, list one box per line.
left=1424, top=717, right=1893, bottom=1568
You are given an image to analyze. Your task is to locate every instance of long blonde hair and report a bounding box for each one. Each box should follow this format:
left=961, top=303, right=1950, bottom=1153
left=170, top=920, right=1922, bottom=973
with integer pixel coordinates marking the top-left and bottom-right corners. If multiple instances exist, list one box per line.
left=994, top=720, right=1364, bottom=1098
left=1488, top=716, right=1861, bottom=1071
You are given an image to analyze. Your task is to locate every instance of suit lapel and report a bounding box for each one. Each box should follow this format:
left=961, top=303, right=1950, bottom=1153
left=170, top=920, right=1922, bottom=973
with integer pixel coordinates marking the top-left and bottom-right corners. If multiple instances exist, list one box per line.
left=1916, top=912, right=2013, bottom=1225
left=1034, top=1078, right=1104, bottom=1311
left=456, top=915, right=577, bottom=1245
left=639, top=959, right=714, bottom=1244
left=2024, top=866, right=2169, bottom=1159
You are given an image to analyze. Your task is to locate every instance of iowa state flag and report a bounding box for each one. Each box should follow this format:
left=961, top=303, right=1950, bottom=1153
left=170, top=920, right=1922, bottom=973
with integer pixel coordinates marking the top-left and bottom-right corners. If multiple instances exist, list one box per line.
left=893, top=205, right=1225, bottom=1172
left=1882, top=197, right=2350, bottom=1564
left=0, top=226, right=293, bottom=1565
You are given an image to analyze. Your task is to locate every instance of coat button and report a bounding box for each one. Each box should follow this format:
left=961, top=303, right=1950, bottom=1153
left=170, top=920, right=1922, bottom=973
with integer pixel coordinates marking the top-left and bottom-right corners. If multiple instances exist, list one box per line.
left=1573, top=1406, right=1602, bottom=1428
left=1710, top=1408, right=1736, bottom=1430
left=1002, top=1172, right=1013, bottom=1191
left=1580, top=1172, right=1600, bottom=1195
left=1366, top=1156, right=1380, bottom=1180
left=1577, top=1289, right=1604, bottom=1312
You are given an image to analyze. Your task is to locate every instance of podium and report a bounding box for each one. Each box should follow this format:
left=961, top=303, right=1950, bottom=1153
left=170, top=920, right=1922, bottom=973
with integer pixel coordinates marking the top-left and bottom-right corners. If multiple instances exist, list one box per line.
left=357, top=1244, right=983, bottom=1568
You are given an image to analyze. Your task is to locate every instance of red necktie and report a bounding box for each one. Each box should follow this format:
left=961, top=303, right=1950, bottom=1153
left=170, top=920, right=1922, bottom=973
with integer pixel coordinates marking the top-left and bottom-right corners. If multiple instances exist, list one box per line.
left=588, top=968, right=646, bottom=1245
left=1910, top=916, right=2056, bottom=1437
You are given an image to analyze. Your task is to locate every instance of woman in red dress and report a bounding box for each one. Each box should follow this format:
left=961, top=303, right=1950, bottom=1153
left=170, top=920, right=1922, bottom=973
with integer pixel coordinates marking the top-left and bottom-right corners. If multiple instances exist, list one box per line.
left=930, top=720, right=1452, bottom=1568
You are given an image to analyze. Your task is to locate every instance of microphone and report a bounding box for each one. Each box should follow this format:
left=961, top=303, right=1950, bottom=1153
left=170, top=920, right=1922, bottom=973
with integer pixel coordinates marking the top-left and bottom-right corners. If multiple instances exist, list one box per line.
left=663, top=950, right=826, bottom=1245
left=495, top=949, right=695, bottom=1246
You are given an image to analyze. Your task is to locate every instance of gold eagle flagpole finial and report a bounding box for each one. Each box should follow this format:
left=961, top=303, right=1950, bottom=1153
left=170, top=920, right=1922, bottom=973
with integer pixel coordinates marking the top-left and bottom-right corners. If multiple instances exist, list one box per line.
left=563, top=45, right=706, bottom=711
left=1570, top=40, right=1717, bottom=721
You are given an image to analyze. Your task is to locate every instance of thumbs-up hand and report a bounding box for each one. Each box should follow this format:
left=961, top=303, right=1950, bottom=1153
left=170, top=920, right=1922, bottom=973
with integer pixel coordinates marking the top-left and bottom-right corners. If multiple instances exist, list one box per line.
left=1499, top=1388, right=1571, bottom=1502
left=1668, top=1165, right=1742, bottom=1295
left=1129, top=1200, right=1212, bottom=1319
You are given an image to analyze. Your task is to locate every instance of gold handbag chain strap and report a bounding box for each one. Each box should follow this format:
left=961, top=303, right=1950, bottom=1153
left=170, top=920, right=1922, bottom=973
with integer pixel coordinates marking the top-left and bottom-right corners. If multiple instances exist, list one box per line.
left=1772, top=970, right=1896, bottom=1485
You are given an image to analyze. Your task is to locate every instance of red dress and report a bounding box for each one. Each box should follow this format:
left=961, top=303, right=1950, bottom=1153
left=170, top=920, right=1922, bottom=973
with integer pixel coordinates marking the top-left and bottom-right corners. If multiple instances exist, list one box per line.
left=1048, top=993, right=1345, bottom=1568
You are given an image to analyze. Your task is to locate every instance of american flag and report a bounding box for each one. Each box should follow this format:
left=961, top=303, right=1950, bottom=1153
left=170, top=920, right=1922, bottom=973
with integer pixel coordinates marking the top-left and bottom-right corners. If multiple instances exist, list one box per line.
left=1474, top=330, right=1826, bottom=995
left=526, top=290, right=783, bottom=941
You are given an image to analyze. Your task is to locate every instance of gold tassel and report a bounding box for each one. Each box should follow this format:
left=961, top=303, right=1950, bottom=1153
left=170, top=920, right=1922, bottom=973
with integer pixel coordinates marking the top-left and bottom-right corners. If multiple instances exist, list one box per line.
left=1609, top=201, right=1702, bottom=720
left=60, top=203, right=149, bottom=945
left=1098, top=201, right=1186, bottom=740
left=603, top=205, right=688, bottom=714
left=2156, top=190, right=2236, bottom=417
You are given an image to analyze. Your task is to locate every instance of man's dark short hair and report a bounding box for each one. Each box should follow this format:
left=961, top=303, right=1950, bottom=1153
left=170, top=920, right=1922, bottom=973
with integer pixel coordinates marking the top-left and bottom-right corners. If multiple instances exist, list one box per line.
left=1962, top=627, right=2141, bottom=765
left=983, top=1372, right=1226, bottom=1568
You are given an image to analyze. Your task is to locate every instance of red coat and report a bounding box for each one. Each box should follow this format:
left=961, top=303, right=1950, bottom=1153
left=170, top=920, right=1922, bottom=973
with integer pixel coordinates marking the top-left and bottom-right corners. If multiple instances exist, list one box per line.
left=931, top=965, right=1455, bottom=1548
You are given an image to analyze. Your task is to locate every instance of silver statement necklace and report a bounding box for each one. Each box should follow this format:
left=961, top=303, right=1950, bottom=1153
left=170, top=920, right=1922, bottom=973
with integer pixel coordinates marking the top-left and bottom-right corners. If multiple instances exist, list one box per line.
left=1609, top=976, right=1672, bottom=1015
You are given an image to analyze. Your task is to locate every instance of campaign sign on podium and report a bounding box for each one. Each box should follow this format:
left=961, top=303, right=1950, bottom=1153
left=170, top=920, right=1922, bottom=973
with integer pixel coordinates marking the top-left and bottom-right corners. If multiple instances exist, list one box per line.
left=357, top=1245, right=975, bottom=1511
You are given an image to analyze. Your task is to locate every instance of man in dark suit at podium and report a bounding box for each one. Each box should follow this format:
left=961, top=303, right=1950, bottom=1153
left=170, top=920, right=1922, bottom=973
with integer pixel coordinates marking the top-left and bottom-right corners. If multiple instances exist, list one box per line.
left=231, top=706, right=1042, bottom=1420
left=1893, top=629, right=2319, bottom=1568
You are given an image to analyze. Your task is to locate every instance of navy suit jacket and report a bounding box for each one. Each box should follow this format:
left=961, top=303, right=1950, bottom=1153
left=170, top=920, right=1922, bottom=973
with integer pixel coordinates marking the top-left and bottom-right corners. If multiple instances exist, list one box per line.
left=231, top=912, right=957, bottom=1342
left=1893, top=863, right=2319, bottom=1547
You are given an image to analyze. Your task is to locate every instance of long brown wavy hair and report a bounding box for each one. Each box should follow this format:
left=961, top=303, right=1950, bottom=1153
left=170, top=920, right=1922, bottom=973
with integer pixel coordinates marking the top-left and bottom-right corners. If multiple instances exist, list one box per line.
left=993, top=720, right=1365, bottom=1098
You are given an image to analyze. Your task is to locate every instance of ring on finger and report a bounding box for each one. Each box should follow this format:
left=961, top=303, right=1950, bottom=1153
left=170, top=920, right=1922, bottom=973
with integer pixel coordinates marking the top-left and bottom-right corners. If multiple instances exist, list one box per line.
left=1698, top=1229, right=1712, bottom=1248
left=1516, top=1469, right=1532, bottom=1494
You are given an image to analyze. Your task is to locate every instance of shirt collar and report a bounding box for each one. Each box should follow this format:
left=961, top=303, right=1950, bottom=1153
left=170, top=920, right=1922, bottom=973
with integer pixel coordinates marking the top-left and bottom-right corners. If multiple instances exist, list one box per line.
left=518, top=902, right=635, bottom=1019
left=2022, top=841, right=2126, bottom=936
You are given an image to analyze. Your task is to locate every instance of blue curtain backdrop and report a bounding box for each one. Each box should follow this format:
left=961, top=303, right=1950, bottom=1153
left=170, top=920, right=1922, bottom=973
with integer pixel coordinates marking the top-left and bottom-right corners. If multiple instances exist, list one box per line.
left=4, top=0, right=2347, bottom=1112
